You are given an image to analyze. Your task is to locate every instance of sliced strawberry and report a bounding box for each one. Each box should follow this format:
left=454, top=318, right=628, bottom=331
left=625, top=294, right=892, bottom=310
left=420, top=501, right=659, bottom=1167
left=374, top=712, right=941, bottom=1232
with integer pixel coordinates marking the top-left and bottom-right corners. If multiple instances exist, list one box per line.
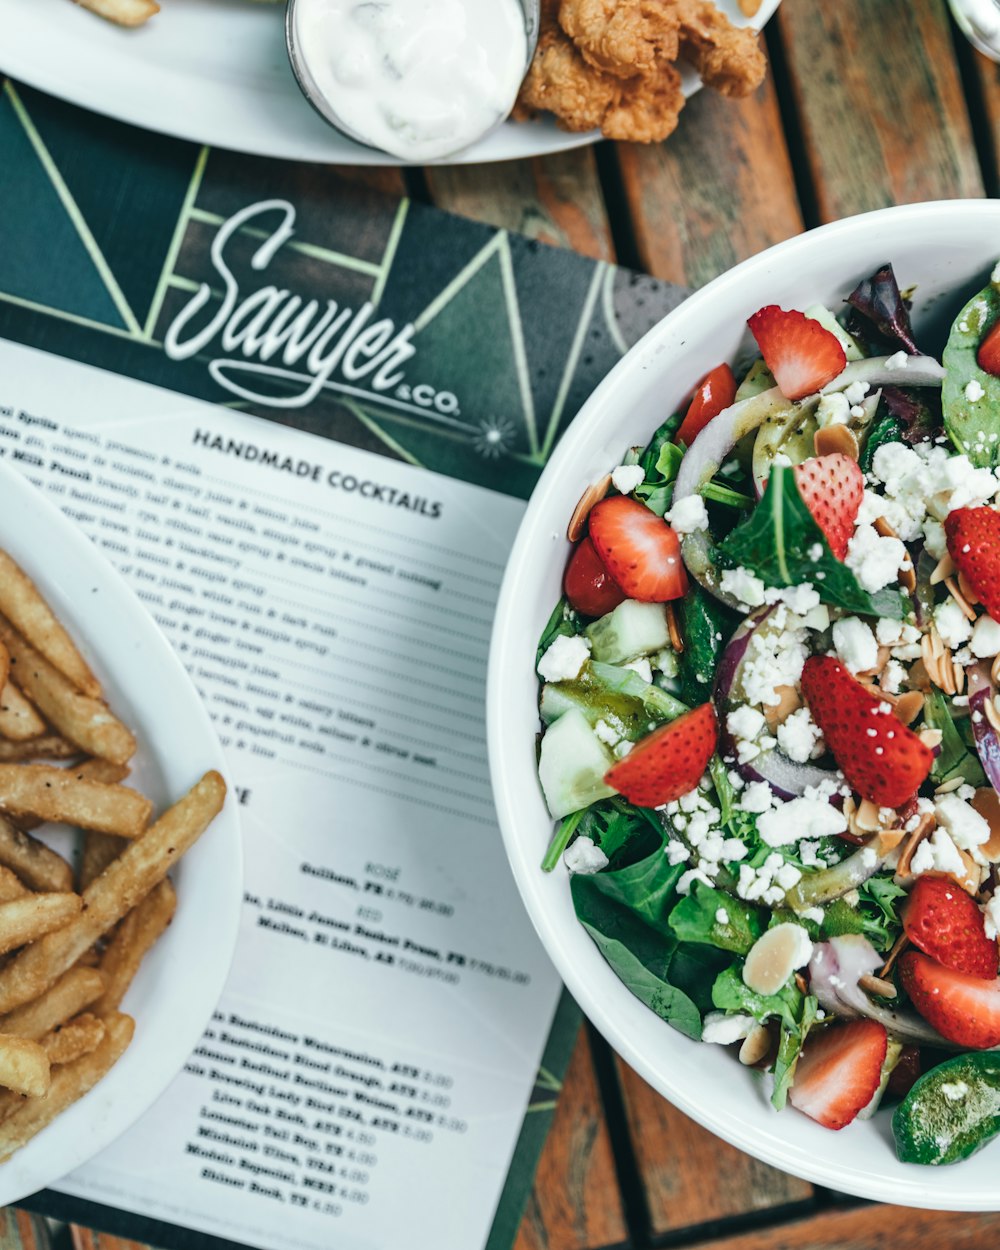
left=604, top=702, right=717, bottom=807
left=792, top=454, right=864, bottom=560
left=977, top=319, right=1000, bottom=377
left=788, top=1020, right=888, bottom=1131
left=564, top=537, right=627, bottom=618
left=945, top=506, right=1000, bottom=623
left=903, top=875, right=999, bottom=980
left=675, top=363, right=737, bottom=448
left=588, top=496, right=688, bottom=603
left=885, top=1046, right=922, bottom=1101
left=899, top=952, right=1000, bottom=1049
left=747, top=306, right=847, bottom=401
left=800, top=656, right=933, bottom=807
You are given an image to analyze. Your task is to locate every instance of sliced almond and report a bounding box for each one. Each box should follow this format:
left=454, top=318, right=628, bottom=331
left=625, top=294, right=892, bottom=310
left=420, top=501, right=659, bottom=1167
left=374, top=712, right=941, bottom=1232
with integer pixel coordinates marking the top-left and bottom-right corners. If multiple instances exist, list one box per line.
left=742, top=923, right=812, bottom=997
left=874, top=829, right=905, bottom=855
left=952, top=850, right=986, bottom=896
left=899, top=556, right=917, bottom=594
left=894, top=690, right=925, bottom=725
left=738, top=1023, right=772, bottom=1067
left=907, top=658, right=932, bottom=693
left=895, top=813, right=935, bottom=880
left=945, top=577, right=977, bottom=622
left=665, top=602, right=684, bottom=654
left=879, top=931, right=911, bottom=979
left=567, top=474, right=611, bottom=543
left=972, top=788, right=1000, bottom=863
left=992, top=653, right=1000, bottom=686
left=859, top=973, right=897, bottom=1000
left=762, top=684, right=800, bottom=732
left=814, top=425, right=859, bottom=461
left=930, top=553, right=956, bottom=585
left=854, top=798, right=883, bottom=833
left=958, top=571, right=980, bottom=606
left=918, top=728, right=943, bottom=750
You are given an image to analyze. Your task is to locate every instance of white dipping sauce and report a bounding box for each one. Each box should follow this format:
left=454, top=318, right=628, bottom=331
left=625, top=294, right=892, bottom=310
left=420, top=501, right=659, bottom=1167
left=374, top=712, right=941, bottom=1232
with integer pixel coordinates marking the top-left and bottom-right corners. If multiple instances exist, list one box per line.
left=293, top=0, right=529, bottom=161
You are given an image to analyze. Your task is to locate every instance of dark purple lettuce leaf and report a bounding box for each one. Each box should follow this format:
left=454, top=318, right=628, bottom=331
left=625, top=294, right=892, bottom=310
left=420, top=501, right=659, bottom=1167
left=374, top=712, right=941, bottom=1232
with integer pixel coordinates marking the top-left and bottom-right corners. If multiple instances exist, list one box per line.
left=881, top=384, right=942, bottom=445
left=847, top=263, right=920, bottom=355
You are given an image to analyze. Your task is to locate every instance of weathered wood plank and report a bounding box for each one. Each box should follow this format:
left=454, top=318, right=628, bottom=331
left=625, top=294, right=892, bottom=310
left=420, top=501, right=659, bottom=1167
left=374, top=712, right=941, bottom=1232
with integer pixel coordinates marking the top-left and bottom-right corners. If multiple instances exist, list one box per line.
left=68, top=1228, right=147, bottom=1250
left=514, top=1029, right=628, bottom=1250
left=614, top=66, right=803, bottom=289
left=424, top=150, right=615, bottom=261
left=0, top=1211, right=50, bottom=1250
left=967, top=48, right=1000, bottom=196
left=777, top=0, right=983, bottom=221
left=684, top=1203, right=1000, bottom=1249
left=616, top=1059, right=812, bottom=1235
left=329, top=166, right=408, bottom=197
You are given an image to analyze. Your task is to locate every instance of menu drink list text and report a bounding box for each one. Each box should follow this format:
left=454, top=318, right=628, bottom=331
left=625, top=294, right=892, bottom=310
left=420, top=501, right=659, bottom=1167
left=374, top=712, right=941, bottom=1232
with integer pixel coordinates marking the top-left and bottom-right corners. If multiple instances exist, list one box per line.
left=0, top=341, right=562, bottom=1250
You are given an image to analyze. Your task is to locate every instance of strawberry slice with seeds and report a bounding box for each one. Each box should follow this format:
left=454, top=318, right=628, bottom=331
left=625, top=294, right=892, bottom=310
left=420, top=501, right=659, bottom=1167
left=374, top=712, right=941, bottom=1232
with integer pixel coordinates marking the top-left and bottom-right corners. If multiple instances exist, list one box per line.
left=747, top=306, right=847, bottom=401
left=675, top=363, right=737, bottom=448
left=899, top=952, right=1000, bottom=1049
left=604, top=702, right=717, bottom=807
left=788, top=1020, right=888, bottom=1130
left=977, top=320, right=1000, bottom=376
left=564, top=537, right=627, bottom=618
left=588, top=496, right=688, bottom=603
left=793, top=454, right=864, bottom=560
left=903, top=875, right=999, bottom=980
left=800, top=656, right=933, bottom=807
left=945, top=506, right=1000, bottom=622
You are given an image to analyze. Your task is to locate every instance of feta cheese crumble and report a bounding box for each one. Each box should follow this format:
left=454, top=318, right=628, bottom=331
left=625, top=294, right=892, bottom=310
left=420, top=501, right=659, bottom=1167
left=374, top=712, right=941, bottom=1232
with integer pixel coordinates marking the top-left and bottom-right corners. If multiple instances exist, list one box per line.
left=538, top=633, right=591, bottom=682
left=832, top=616, right=879, bottom=674
left=666, top=493, right=709, bottom=534
left=777, top=706, right=825, bottom=763
left=563, top=836, right=608, bottom=874
left=965, top=379, right=986, bottom=404
left=719, top=567, right=766, bottom=610
left=611, top=464, right=645, bottom=496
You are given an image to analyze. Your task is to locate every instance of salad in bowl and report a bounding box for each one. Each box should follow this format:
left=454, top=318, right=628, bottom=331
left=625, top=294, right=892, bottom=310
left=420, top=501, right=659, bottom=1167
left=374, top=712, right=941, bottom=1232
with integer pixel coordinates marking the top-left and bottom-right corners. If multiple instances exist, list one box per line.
left=532, top=255, right=1000, bottom=1166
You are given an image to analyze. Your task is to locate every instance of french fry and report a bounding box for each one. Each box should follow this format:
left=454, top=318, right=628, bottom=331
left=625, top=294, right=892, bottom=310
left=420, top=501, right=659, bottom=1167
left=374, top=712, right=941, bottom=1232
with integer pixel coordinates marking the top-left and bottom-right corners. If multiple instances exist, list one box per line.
left=0, top=868, right=29, bottom=905
left=0, top=815, right=74, bottom=893
left=0, top=682, right=46, bottom=742
left=0, top=1012, right=133, bottom=1160
left=0, top=765, right=151, bottom=837
left=0, top=1036, right=49, bottom=1098
left=0, top=772, right=225, bottom=1014
left=73, top=0, right=160, bottom=27
left=0, top=642, right=8, bottom=694
left=21, top=758, right=129, bottom=834
left=80, top=832, right=123, bottom=890
left=0, top=735, right=77, bottom=763
left=40, top=1013, right=105, bottom=1066
left=0, top=967, right=105, bottom=1040
left=0, top=895, right=81, bottom=958
left=95, top=880, right=176, bottom=1015
left=0, top=552, right=100, bottom=698
left=0, top=621, right=134, bottom=765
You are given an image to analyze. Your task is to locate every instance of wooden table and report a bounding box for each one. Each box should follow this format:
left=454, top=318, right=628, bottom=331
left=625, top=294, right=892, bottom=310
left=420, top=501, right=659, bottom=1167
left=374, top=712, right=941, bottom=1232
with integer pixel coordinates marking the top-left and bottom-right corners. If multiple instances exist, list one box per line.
left=6, top=3, right=1000, bottom=1250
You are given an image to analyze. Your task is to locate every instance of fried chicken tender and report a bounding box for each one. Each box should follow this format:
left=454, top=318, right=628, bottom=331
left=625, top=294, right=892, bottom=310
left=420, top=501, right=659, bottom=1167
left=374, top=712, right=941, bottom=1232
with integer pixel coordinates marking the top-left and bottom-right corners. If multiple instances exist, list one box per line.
left=516, top=7, right=686, bottom=142
left=558, top=0, right=681, bottom=79
left=676, top=0, right=767, bottom=98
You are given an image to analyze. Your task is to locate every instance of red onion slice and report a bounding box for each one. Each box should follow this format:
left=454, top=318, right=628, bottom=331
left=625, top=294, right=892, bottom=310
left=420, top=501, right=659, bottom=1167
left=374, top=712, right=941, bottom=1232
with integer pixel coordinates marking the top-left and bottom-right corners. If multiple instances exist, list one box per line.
left=809, top=936, right=957, bottom=1047
left=969, top=661, right=1000, bottom=796
left=821, top=355, right=945, bottom=392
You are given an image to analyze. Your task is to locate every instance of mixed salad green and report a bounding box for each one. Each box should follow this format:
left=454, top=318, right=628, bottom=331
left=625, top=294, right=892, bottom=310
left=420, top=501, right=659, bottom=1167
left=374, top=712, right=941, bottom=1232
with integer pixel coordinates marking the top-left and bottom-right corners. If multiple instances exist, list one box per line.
left=535, top=260, right=1000, bottom=1162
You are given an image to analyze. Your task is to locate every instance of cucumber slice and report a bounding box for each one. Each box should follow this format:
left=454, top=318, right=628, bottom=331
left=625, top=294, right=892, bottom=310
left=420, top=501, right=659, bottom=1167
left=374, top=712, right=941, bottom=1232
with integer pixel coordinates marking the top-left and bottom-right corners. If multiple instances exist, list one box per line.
left=735, top=358, right=775, bottom=402
left=538, top=708, right=616, bottom=819
left=586, top=600, right=671, bottom=664
left=804, top=304, right=865, bottom=361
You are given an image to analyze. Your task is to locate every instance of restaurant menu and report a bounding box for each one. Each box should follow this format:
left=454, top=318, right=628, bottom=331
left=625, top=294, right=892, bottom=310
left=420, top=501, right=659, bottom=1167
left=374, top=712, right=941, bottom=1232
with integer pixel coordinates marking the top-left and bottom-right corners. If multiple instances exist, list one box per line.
left=0, top=80, right=684, bottom=1250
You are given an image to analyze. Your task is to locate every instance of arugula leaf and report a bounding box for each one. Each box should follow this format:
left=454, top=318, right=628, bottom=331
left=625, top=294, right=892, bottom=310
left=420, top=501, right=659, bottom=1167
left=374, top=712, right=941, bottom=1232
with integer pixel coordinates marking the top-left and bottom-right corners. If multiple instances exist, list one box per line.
left=943, top=277, right=1000, bottom=468
left=772, top=996, right=818, bottom=1111
left=717, top=465, right=906, bottom=620
left=536, top=597, right=583, bottom=666
left=668, top=881, right=764, bottom=955
left=571, top=851, right=705, bottom=1039
left=678, top=586, right=737, bottom=705
left=635, top=417, right=684, bottom=517
left=640, top=413, right=683, bottom=480
left=701, top=481, right=755, bottom=510
left=711, top=964, right=803, bottom=1033
left=542, top=796, right=663, bottom=873
left=923, top=688, right=986, bottom=788
left=821, top=876, right=907, bottom=952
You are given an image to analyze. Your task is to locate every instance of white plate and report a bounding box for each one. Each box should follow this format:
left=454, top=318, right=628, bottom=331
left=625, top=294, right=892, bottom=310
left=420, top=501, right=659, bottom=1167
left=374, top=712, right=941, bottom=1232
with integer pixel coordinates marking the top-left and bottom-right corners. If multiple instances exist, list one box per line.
left=0, top=458, right=242, bottom=1206
left=0, top=0, right=780, bottom=165
left=488, top=201, right=1000, bottom=1209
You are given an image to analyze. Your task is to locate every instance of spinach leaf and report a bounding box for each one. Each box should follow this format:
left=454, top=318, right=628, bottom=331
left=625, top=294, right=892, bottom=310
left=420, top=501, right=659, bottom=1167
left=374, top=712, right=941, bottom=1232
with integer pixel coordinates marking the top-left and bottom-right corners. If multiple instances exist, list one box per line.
left=711, top=964, right=803, bottom=1033
left=537, top=597, right=583, bottom=666
left=635, top=417, right=684, bottom=517
left=923, top=688, right=986, bottom=788
left=772, top=996, right=819, bottom=1111
left=942, top=276, right=1000, bottom=468
left=718, top=465, right=906, bottom=620
left=571, top=853, right=704, bottom=1039
left=640, top=413, right=683, bottom=480
left=668, top=881, right=764, bottom=955
left=860, top=413, right=903, bottom=474
left=668, top=942, right=734, bottom=1015
left=678, top=586, right=737, bottom=705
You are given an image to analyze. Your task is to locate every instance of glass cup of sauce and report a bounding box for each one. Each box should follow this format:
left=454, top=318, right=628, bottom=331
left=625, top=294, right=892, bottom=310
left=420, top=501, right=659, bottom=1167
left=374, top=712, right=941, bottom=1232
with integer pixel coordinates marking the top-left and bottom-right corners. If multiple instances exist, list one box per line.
left=286, top=0, right=540, bottom=163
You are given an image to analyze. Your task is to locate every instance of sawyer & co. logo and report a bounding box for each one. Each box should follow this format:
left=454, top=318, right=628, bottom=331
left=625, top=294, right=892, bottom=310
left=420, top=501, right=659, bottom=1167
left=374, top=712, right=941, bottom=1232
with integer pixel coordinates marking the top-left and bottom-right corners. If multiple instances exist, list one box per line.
left=163, top=199, right=460, bottom=418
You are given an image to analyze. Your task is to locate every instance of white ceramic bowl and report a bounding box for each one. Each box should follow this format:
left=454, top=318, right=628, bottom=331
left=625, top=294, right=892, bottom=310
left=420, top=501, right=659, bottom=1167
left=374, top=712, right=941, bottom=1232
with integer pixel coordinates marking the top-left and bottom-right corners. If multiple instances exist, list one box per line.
left=488, top=201, right=1000, bottom=1209
left=0, top=460, right=242, bottom=1204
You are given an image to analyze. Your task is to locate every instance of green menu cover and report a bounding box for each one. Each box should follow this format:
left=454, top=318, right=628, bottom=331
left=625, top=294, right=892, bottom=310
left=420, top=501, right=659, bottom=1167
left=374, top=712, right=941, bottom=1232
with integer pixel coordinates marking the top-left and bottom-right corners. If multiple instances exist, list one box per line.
left=0, top=77, right=685, bottom=1250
